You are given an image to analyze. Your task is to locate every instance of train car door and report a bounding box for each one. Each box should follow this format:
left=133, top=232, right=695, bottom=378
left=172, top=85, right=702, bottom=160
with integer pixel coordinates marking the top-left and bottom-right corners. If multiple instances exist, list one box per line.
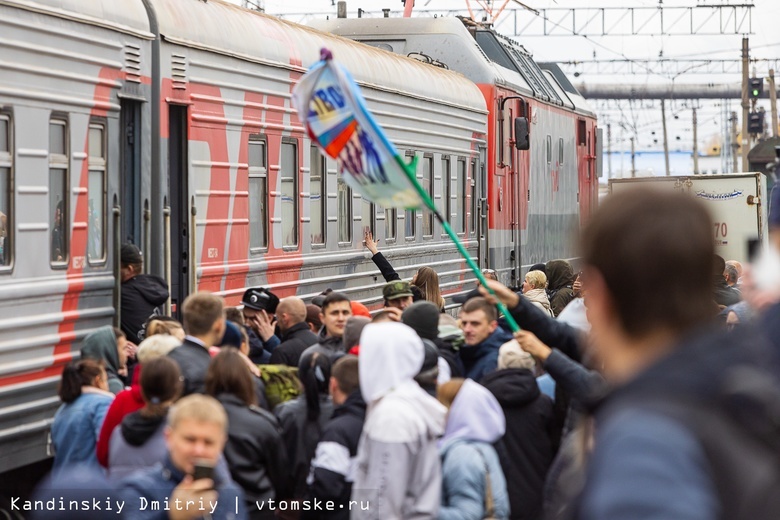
left=120, top=100, right=142, bottom=246
left=169, top=105, right=189, bottom=317
left=477, top=146, right=489, bottom=270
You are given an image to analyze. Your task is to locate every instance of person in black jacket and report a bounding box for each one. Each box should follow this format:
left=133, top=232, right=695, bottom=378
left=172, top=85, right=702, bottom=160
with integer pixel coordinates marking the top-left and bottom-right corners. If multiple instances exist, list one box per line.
left=301, top=293, right=352, bottom=364
left=119, top=244, right=169, bottom=346
left=270, top=297, right=318, bottom=367
left=305, top=355, right=365, bottom=520
left=712, top=254, right=741, bottom=306
left=363, top=231, right=423, bottom=301
left=206, top=348, right=289, bottom=519
left=275, top=350, right=335, bottom=504
left=168, top=292, right=226, bottom=396
left=481, top=341, right=555, bottom=520
left=241, top=287, right=281, bottom=363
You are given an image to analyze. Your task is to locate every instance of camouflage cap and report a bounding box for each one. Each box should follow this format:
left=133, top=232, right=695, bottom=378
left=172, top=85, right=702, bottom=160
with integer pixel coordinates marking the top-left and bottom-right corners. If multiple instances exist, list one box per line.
left=383, top=281, right=413, bottom=301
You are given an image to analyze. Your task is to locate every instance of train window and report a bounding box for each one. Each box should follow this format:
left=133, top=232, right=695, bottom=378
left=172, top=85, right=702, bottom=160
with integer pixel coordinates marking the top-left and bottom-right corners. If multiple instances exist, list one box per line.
left=422, top=155, right=433, bottom=237
left=405, top=151, right=417, bottom=240
left=248, top=137, right=267, bottom=250
left=405, top=209, right=416, bottom=240
left=281, top=140, right=298, bottom=248
left=49, top=118, right=69, bottom=267
left=361, top=197, right=375, bottom=238
left=337, top=177, right=352, bottom=244
left=0, top=113, right=11, bottom=267
left=88, top=123, right=106, bottom=263
left=441, top=156, right=450, bottom=237
left=455, top=158, right=467, bottom=234
left=558, top=137, right=564, bottom=165
left=470, top=158, right=477, bottom=235
left=310, top=146, right=326, bottom=246
left=578, top=120, right=586, bottom=146
left=385, top=207, right=396, bottom=242
left=545, top=135, right=552, bottom=164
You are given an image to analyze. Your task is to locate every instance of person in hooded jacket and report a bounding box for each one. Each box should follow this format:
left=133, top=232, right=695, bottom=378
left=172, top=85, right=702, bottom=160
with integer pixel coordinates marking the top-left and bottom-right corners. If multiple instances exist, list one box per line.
left=108, top=356, right=182, bottom=480
left=305, top=355, right=366, bottom=520
left=97, top=334, right=181, bottom=468
left=545, top=260, right=576, bottom=317
left=481, top=341, right=555, bottom=520
left=119, top=244, right=169, bottom=346
left=521, top=270, right=554, bottom=317
left=458, top=297, right=513, bottom=381
left=207, top=348, right=289, bottom=519
left=80, top=325, right=127, bottom=394
left=351, top=322, right=447, bottom=519
left=437, top=378, right=510, bottom=520
left=275, top=350, right=335, bottom=505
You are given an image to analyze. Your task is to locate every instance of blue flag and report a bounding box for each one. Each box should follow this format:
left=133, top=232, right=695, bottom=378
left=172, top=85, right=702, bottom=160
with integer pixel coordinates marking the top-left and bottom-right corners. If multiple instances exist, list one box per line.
left=292, top=49, right=423, bottom=210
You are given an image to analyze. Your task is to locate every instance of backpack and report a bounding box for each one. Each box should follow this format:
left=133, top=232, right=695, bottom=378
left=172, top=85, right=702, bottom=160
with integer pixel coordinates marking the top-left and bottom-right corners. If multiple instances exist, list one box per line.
left=257, top=364, right=302, bottom=409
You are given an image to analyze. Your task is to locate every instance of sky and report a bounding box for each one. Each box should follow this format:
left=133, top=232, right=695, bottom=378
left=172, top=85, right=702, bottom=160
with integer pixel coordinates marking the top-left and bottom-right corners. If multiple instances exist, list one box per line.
left=230, top=0, right=780, bottom=174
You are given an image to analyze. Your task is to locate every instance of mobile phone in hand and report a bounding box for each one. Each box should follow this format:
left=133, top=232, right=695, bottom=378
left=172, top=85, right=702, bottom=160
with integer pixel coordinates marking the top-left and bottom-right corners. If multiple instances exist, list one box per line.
left=192, top=460, right=215, bottom=481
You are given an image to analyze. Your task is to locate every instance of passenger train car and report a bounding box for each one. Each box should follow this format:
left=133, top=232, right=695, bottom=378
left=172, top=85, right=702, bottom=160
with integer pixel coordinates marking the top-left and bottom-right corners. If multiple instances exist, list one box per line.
left=310, top=17, right=600, bottom=285
left=0, top=0, right=595, bottom=476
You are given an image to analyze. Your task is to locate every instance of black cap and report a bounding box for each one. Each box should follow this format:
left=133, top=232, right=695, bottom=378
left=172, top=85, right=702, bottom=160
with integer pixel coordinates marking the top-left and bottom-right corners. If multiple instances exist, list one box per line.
left=121, top=244, right=143, bottom=266
left=241, top=287, right=279, bottom=313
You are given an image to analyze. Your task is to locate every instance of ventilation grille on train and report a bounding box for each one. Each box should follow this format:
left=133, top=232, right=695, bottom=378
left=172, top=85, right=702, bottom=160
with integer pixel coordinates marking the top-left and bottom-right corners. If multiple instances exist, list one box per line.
left=172, top=54, right=188, bottom=90
left=124, top=43, right=142, bottom=83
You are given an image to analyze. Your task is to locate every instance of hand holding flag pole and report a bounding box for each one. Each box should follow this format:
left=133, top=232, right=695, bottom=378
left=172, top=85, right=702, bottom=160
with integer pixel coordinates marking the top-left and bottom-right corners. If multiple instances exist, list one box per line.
left=292, top=48, right=521, bottom=332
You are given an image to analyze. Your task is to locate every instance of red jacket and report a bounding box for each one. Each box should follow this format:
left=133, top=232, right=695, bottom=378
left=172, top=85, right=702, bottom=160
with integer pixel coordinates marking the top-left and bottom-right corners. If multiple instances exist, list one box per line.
left=96, top=367, right=144, bottom=467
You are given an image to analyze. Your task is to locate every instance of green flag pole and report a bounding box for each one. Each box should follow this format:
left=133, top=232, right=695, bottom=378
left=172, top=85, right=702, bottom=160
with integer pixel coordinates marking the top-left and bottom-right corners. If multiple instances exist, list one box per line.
left=393, top=155, right=521, bottom=333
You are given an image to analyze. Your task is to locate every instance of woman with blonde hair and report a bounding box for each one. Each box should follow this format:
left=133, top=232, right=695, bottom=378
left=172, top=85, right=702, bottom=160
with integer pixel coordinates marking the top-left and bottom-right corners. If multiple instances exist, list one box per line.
left=412, top=266, right=445, bottom=310
left=522, top=270, right=554, bottom=317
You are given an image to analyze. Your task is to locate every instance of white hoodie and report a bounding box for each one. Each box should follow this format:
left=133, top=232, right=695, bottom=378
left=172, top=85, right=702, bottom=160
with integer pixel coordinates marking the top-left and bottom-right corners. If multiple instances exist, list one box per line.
left=351, top=323, right=447, bottom=520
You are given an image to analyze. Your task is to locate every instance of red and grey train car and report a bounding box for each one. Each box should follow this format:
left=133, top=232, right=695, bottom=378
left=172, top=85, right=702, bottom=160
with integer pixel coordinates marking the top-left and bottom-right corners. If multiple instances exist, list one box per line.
left=0, top=0, right=595, bottom=477
left=312, top=17, right=600, bottom=287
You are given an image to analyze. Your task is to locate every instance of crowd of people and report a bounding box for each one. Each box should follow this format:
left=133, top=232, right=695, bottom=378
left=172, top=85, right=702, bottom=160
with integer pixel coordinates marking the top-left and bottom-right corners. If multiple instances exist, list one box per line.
left=37, top=185, right=780, bottom=520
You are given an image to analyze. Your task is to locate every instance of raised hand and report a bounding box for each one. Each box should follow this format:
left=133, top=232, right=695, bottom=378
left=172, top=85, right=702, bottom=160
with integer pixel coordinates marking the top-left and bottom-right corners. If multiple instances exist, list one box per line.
left=363, top=230, right=379, bottom=255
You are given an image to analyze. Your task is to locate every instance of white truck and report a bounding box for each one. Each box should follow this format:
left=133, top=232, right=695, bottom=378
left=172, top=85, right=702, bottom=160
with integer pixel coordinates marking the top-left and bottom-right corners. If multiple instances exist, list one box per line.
left=608, top=173, right=769, bottom=264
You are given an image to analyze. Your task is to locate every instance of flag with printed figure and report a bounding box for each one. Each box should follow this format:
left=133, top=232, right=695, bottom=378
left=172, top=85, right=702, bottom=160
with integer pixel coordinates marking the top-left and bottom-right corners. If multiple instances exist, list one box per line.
left=291, top=49, right=423, bottom=210
left=292, top=49, right=521, bottom=333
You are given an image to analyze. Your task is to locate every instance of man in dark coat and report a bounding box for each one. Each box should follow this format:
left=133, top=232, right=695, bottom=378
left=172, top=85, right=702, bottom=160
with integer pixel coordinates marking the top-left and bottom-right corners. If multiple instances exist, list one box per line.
left=301, top=292, right=352, bottom=364
left=458, top=297, right=512, bottom=380
left=712, top=254, right=741, bottom=306
left=119, top=394, right=246, bottom=520
left=241, top=287, right=281, bottom=363
left=168, top=292, right=226, bottom=396
left=305, top=356, right=365, bottom=520
left=120, top=244, right=169, bottom=346
left=270, top=297, right=318, bottom=367
left=481, top=342, right=555, bottom=520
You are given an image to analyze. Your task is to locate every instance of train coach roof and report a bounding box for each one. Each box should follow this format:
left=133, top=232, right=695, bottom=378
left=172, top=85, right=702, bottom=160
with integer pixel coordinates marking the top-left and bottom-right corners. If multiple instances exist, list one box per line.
left=4, top=0, right=152, bottom=36
left=148, top=0, right=487, bottom=113
left=309, top=16, right=596, bottom=118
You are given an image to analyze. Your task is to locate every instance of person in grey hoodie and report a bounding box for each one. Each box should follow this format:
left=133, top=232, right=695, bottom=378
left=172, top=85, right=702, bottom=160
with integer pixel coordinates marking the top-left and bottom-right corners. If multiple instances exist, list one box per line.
left=351, top=323, right=447, bottom=520
left=437, top=378, right=509, bottom=520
